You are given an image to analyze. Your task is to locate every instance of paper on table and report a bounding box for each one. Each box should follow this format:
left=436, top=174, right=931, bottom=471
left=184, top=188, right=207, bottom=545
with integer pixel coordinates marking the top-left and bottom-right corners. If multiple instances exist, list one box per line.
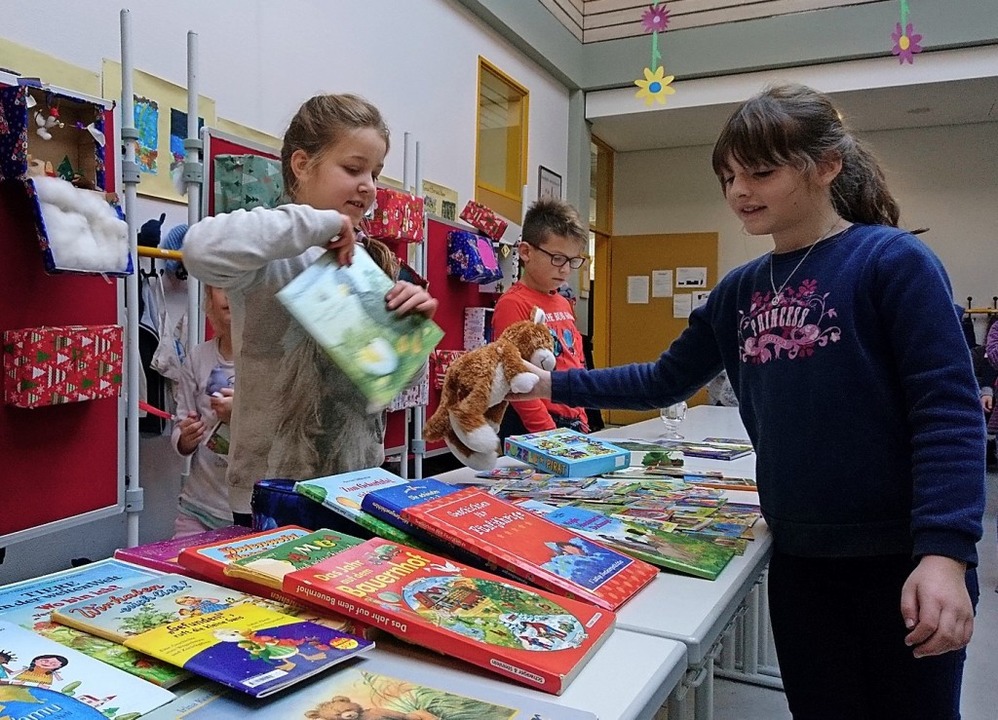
left=627, top=275, right=650, bottom=304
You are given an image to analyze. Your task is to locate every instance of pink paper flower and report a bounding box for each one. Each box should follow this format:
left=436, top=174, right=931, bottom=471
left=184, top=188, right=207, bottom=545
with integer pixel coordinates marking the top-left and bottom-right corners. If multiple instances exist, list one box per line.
left=891, top=22, right=923, bottom=64
left=641, top=4, right=671, bottom=33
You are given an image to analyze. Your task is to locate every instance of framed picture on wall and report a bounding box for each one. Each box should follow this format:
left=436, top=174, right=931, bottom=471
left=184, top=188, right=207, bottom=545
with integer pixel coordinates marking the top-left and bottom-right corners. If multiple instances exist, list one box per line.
left=538, top=166, right=562, bottom=200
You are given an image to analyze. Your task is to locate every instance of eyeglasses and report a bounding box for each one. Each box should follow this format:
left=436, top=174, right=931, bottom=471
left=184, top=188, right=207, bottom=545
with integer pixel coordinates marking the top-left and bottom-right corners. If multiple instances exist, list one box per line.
left=532, top=245, right=587, bottom=269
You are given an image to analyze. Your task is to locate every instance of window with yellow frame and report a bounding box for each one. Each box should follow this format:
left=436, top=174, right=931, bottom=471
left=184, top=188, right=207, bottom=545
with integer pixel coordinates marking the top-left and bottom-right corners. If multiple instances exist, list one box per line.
left=475, top=58, right=528, bottom=223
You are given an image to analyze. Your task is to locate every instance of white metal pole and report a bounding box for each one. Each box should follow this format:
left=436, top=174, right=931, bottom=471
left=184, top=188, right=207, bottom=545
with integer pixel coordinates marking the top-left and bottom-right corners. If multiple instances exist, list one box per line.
left=120, top=8, right=142, bottom=547
left=412, top=140, right=425, bottom=479
left=185, top=31, right=202, bottom=348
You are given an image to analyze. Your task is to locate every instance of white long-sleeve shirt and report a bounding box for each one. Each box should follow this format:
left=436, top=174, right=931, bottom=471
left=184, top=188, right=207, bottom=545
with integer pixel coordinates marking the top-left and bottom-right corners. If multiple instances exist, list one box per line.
left=171, top=337, right=234, bottom=527
left=183, top=205, right=386, bottom=513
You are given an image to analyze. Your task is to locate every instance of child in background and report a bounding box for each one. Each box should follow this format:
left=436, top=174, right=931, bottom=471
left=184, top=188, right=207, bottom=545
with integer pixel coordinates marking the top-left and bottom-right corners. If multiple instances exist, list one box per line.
left=514, top=84, right=984, bottom=719
left=492, top=198, right=589, bottom=439
left=171, top=285, right=235, bottom=537
left=184, top=94, right=437, bottom=524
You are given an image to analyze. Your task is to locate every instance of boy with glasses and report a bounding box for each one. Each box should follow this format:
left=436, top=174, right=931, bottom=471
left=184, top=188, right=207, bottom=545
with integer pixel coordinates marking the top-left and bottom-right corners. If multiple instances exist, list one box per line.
left=493, top=198, right=591, bottom=440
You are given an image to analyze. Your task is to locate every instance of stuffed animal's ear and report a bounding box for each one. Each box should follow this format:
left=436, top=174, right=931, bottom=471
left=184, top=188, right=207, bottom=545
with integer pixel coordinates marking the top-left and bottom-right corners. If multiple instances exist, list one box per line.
left=531, top=307, right=547, bottom=324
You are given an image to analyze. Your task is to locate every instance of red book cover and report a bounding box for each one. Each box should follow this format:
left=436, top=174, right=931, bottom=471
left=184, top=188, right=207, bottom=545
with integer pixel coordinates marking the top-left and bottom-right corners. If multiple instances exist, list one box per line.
left=176, top=525, right=372, bottom=638
left=402, top=487, right=657, bottom=610
left=283, top=537, right=615, bottom=695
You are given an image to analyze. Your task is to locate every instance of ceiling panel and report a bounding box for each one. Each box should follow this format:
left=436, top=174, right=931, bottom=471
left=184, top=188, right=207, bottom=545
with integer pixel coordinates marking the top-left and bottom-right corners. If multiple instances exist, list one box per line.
left=539, top=0, right=887, bottom=43
left=589, top=76, right=998, bottom=151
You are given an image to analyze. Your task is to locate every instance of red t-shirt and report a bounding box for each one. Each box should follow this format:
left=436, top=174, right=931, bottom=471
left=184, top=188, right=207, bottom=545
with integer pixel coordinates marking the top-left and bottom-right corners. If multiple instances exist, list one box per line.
left=492, top=282, right=589, bottom=432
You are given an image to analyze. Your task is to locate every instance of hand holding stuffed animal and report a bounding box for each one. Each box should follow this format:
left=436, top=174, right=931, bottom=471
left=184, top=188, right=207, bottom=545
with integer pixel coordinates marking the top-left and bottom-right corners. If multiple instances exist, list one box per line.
left=424, top=309, right=555, bottom=470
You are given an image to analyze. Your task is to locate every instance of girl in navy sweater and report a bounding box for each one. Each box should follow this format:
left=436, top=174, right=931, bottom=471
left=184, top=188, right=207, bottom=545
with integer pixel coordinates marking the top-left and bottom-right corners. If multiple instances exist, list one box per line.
left=515, top=84, right=984, bottom=719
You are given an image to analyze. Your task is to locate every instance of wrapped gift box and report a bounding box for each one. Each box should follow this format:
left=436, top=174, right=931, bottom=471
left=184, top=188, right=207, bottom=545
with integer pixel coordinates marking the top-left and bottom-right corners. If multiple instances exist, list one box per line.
left=464, top=306, right=494, bottom=350
left=430, top=349, right=466, bottom=390
left=3, top=324, right=122, bottom=408
left=213, top=153, right=284, bottom=213
left=459, top=200, right=508, bottom=240
left=361, top=186, right=425, bottom=242
left=446, top=229, right=502, bottom=284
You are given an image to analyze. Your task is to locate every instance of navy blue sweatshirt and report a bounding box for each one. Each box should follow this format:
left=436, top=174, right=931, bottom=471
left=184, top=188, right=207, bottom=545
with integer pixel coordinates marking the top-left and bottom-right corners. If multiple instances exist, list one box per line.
left=555, top=225, right=985, bottom=564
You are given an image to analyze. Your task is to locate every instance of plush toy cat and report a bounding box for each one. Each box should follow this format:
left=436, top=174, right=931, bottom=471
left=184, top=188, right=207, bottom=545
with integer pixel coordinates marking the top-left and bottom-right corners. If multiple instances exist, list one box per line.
left=424, top=309, right=555, bottom=470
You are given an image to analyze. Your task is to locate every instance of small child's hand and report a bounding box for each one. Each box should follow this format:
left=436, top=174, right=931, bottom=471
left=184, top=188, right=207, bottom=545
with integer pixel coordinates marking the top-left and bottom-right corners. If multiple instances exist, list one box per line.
left=385, top=281, right=438, bottom=320
left=506, top=360, right=552, bottom=402
left=177, top=412, right=207, bottom=455
left=900, top=554, right=974, bottom=658
left=982, top=395, right=993, bottom=413
left=209, top=388, right=234, bottom=424
left=326, top=222, right=356, bottom=266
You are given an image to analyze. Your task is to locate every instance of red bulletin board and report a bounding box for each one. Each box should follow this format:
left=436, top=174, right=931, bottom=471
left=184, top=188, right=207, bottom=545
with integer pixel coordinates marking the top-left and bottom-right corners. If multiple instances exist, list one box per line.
left=420, top=216, right=498, bottom=453
left=0, top=98, right=120, bottom=541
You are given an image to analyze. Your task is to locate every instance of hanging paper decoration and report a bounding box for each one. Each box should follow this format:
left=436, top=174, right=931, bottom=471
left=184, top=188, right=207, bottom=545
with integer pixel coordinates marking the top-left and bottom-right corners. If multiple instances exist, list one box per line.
left=891, top=0, right=923, bottom=64
left=634, top=2, right=676, bottom=106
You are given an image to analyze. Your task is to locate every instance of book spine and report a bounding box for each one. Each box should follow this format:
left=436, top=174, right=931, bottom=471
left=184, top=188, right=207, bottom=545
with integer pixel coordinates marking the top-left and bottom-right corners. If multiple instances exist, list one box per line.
left=113, top=549, right=181, bottom=575
left=283, top=576, right=562, bottom=693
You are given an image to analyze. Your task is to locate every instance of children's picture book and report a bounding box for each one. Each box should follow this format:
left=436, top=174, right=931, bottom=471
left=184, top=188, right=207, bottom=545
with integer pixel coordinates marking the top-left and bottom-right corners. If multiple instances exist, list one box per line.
left=0, top=558, right=188, bottom=688
left=113, top=525, right=254, bottom=575
left=122, top=603, right=374, bottom=698
left=294, top=468, right=430, bottom=546
left=0, top=620, right=175, bottom=719
left=517, top=500, right=736, bottom=581
left=360, top=477, right=463, bottom=536
left=50, top=574, right=289, bottom=644
left=401, top=486, right=657, bottom=610
left=177, top=526, right=312, bottom=589
left=276, top=246, right=445, bottom=412
left=283, top=538, right=615, bottom=695
left=172, top=526, right=368, bottom=637
left=225, top=529, right=365, bottom=590
left=204, top=420, right=230, bottom=455
left=654, top=439, right=754, bottom=461
left=504, top=429, right=630, bottom=478
left=141, top=652, right=598, bottom=719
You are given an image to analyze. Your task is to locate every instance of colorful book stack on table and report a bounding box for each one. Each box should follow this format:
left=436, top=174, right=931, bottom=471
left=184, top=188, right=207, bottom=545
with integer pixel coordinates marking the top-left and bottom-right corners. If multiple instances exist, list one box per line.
left=293, top=467, right=429, bottom=546
left=401, top=486, right=658, bottom=610
left=0, top=620, right=175, bottom=718
left=282, top=536, right=615, bottom=695
left=0, top=558, right=189, bottom=687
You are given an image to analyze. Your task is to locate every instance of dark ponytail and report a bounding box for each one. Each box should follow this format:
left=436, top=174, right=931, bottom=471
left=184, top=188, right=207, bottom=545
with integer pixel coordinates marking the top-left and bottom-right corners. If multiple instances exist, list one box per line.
left=712, top=84, right=900, bottom=227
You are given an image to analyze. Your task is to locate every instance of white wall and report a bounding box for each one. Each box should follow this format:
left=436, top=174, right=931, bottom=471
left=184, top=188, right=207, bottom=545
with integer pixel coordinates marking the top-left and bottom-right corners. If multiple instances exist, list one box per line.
left=0, top=0, right=570, bottom=582
left=613, top=122, right=998, bottom=340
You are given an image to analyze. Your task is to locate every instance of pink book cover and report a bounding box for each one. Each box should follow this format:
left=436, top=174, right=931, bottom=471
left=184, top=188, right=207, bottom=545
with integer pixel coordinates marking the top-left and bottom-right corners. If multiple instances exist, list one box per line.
left=402, top=486, right=658, bottom=610
left=114, top=525, right=253, bottom=576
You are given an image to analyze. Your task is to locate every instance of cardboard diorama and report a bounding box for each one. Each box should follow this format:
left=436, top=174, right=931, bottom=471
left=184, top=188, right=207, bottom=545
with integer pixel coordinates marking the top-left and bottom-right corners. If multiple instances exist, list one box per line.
left=0, top=83, right=131, bottom=276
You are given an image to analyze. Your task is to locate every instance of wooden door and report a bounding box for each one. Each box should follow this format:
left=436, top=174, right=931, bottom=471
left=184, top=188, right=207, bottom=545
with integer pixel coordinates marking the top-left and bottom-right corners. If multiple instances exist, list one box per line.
left=604, top=232, right=718, bottom=426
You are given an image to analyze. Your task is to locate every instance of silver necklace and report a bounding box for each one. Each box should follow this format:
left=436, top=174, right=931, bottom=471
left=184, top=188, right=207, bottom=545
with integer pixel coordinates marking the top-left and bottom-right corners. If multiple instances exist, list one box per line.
left=768, top=220, right=842, bottom=307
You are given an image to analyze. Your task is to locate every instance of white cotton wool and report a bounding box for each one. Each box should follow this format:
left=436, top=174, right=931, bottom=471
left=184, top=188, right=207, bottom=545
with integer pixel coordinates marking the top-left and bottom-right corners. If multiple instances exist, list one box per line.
left=32, top=176, right=130, bottom=273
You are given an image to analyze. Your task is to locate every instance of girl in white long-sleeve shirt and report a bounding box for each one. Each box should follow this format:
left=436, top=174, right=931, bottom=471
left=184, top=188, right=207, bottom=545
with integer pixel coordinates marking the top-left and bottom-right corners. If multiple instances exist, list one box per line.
left=183, top=94, right=437, bottom=522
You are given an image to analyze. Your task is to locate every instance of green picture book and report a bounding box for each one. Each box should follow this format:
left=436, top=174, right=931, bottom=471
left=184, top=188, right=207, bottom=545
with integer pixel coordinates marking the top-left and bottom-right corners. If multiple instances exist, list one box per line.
left=225, top=528, right=365, bottom=590
left=276, top=246, right=444, bottom=411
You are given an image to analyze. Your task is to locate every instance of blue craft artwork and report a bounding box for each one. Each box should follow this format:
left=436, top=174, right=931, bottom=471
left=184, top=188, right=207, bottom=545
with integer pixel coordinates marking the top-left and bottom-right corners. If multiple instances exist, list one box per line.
left=133, top=95, right=158, bottom=174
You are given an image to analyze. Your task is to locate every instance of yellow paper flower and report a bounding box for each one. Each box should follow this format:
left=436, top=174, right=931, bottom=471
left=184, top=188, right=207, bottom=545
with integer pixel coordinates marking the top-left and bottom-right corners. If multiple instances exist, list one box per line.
left=634, top=66, right=676, bottom=106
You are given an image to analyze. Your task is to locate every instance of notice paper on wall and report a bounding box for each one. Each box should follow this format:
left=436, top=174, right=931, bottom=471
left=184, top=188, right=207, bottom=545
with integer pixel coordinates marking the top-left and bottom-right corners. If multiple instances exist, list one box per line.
left=676, top=267, right=707, bottom=288
left=628, top=275, right=650, bottom=304
left=652, top=270, right=673, bottom=298
left=673, top=293, right=692, bottom=318
left=693, top=290, right=711, bottom=309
